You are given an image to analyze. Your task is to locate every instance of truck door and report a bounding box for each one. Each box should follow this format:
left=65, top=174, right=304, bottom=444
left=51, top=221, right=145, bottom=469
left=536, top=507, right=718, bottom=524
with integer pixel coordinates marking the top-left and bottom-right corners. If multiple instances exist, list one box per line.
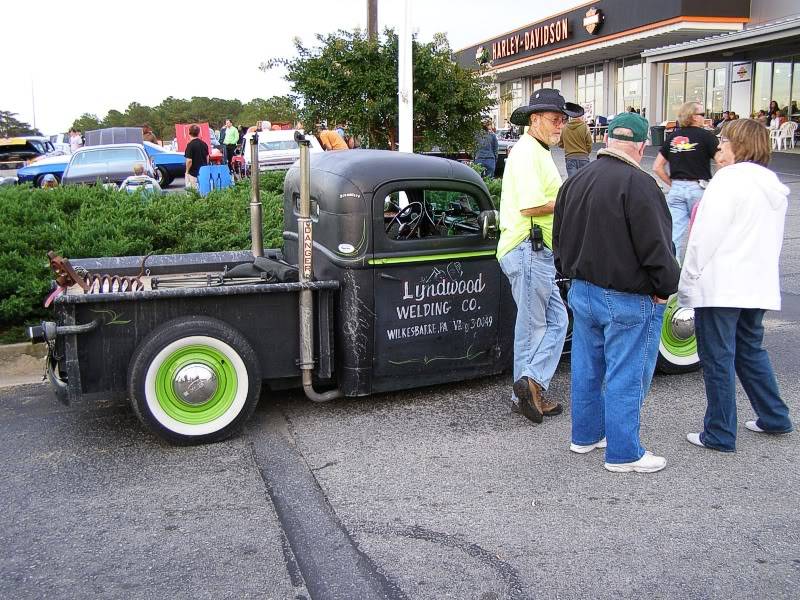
left=371, top=180, right=503, bottom=388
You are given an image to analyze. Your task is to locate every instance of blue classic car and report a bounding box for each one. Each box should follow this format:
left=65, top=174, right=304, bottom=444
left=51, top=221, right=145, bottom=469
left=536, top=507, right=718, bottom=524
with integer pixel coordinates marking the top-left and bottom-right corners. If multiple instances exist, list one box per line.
left=16, top=141, right=185, bottom=187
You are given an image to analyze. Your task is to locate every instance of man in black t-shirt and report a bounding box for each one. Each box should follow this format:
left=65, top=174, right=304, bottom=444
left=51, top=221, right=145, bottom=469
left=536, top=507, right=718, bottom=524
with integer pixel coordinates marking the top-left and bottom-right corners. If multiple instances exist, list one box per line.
left=653, top=101, right=719, bottom=260
left=184, top=124, right=209, bottom=190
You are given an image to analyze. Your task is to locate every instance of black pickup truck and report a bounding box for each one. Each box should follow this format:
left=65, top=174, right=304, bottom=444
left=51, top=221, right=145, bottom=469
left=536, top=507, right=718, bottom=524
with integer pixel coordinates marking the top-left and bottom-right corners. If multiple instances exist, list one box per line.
left=30, top=138, right=698, bottom=444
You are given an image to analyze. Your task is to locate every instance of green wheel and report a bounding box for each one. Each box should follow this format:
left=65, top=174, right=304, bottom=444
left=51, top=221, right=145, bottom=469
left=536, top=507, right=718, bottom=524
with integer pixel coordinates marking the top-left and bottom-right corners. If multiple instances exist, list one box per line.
left=656, top=295, right=700, bottom=374
left=128, top=317, right=261, bottom=444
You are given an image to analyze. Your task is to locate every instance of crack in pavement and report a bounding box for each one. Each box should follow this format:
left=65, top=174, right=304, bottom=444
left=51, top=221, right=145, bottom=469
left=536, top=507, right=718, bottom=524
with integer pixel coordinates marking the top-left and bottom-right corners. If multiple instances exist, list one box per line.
left=247, top=403, right=410, bottom=600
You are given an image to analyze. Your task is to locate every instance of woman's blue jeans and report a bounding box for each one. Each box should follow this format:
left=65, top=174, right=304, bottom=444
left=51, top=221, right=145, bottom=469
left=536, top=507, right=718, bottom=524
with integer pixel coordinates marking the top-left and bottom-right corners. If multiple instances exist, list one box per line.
left=695, top=307, right=793, bottom=451
left=666, top=180, right=704, bottom=260
left=568, top=279, right=666, bottom=463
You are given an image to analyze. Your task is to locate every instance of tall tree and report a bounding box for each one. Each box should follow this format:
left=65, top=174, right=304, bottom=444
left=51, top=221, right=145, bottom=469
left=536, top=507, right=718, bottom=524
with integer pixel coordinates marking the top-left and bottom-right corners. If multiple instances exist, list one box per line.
left=71, top=113, right=102, bottom=133
left=0, top=111, right=42, bottom=137
left=261, top=29, right=495, bottom=152
left=238, top=96, right=300, bottom=128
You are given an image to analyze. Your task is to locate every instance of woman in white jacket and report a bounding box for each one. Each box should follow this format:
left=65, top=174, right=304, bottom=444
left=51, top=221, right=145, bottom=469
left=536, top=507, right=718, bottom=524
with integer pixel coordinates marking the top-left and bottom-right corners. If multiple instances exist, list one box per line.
left=679, top=118, right=793, bottom=452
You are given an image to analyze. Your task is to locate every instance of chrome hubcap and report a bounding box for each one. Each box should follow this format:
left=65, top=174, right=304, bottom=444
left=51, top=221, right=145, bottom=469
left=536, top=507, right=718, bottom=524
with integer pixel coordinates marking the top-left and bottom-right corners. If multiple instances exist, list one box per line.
left=670, top=307, right=695, bottom=341
left=172, top=364, right=218, bottom=405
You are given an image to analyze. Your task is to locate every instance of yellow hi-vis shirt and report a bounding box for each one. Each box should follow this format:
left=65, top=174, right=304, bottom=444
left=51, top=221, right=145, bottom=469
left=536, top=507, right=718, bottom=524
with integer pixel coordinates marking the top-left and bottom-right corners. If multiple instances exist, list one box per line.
left=496, top=133, right=563, bottom=259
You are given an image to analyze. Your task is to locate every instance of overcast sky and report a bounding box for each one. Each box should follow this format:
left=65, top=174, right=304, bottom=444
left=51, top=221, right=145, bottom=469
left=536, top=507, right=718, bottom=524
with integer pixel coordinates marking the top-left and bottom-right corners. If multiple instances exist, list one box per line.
left=4, top=0, right=582, bottom=134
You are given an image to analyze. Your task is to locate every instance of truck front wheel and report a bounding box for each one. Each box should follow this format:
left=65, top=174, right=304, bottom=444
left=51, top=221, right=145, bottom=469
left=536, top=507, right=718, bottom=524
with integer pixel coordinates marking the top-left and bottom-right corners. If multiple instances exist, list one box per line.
left=127, top=317, right=261, bottom=445
left=656, top=295, right=700, bottom=374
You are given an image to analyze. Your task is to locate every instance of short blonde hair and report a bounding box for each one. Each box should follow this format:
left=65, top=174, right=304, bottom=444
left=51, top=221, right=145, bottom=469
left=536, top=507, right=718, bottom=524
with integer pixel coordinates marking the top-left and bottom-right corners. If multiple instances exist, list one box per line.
left=677, top=102, right=701, bottom=128
left=720, top=119, right=771, bottom=167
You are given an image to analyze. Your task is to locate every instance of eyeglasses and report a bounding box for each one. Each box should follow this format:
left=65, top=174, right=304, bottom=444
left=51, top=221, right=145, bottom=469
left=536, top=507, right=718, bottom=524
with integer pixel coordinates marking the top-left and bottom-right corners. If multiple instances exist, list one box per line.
left=694, top=112, right=705, bottom=117
left=539, top=115, right=568, bottom=126
left=719, top=136, right=729, bottom=144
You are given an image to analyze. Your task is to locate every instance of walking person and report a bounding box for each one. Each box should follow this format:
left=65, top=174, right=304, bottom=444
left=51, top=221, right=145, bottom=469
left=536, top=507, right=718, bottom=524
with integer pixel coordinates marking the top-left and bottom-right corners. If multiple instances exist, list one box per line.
left=184, top=124, right=209, bottom=191
left=498, top=89, right=584, bottom=423
left=558, top=115, right=592, bottom=177
left=553, top=113, right=680, bottom=473
left=68, top=128, right=83, bottom=153
left=652, top=101, right=719, bottom=260
left=680, top=119, right=793, bottom=452
left=222, top=119, right=239, bottom=171
left=473, top=120, right=498, bottom=177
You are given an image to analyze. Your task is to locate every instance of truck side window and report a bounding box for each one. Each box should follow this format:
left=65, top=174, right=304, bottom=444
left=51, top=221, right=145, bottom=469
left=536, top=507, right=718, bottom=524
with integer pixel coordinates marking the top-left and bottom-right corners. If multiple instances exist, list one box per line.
left=384, top=189, right=481, bottom=240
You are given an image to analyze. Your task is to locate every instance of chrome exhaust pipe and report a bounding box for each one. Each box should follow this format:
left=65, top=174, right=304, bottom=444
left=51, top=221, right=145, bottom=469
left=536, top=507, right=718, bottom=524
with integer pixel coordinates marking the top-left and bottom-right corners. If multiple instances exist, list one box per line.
left=295, top=131, right=343, bottom=403
left=250, top=132, right=263, bottom=257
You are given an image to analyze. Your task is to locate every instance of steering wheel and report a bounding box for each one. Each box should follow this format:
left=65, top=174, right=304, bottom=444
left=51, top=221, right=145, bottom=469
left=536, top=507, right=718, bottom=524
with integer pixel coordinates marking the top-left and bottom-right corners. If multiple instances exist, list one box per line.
left=385, top=202, right=424, bottom=239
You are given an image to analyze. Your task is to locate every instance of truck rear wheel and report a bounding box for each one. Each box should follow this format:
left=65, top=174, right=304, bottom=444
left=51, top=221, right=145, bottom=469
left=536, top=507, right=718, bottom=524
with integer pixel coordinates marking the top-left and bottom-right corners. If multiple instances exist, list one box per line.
left=656, top=295, right=700, bottom=374
left=127, top=317, right=261, bottom=445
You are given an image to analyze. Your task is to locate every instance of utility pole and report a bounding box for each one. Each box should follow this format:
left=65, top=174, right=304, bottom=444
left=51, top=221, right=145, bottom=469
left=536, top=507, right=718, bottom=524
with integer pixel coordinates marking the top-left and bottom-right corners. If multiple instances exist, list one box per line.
left=367, top=0, right=378, bottom=41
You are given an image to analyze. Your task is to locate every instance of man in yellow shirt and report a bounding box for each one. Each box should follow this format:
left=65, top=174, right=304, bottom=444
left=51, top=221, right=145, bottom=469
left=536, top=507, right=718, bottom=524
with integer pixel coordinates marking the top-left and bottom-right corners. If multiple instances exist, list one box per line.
left=497, top=89, right=584, bottom=424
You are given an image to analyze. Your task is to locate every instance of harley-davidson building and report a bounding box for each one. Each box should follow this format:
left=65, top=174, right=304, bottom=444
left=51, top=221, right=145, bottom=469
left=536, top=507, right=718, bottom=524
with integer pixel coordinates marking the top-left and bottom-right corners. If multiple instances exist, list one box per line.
left=454, top=0, right=800, bottom=127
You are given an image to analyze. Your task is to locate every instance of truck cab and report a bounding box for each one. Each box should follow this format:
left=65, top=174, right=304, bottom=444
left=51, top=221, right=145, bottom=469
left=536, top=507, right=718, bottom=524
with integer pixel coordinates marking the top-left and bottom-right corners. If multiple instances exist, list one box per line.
left=282, top=150, right=512, bottom=395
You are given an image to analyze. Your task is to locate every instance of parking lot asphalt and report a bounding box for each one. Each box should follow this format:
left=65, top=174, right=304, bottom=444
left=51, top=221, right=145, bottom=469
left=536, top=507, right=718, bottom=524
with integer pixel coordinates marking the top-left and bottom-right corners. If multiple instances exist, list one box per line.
left=1, top=150, right=799, bottom=599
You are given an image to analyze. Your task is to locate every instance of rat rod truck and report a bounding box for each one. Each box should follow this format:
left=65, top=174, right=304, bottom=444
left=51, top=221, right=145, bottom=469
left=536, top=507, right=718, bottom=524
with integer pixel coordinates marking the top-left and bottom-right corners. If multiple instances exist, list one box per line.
left=30, top=134, right=698, bottom=445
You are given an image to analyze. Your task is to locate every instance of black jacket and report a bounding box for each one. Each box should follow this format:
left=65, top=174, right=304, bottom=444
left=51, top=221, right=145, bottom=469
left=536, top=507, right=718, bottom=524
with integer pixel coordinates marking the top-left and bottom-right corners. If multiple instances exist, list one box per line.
left=553, top=150, right=680, bottom=299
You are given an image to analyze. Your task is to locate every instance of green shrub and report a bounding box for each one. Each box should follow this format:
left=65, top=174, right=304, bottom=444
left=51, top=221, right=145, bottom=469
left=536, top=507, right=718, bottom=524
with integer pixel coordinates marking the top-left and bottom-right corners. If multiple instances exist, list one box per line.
left=0, top=177, right=286, bottom=331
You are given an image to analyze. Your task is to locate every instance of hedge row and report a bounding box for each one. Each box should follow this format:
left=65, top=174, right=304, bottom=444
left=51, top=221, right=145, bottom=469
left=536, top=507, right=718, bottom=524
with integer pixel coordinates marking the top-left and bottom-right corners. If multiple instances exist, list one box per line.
left=0, top=167, right=500, bottom=337
left=0, top=171, right=287, bottom=331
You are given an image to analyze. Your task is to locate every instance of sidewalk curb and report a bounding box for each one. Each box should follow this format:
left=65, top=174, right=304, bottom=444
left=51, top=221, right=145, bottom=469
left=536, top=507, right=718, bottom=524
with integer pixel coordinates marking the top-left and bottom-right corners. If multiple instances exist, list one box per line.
left=0, top=342, right=47, bottom=361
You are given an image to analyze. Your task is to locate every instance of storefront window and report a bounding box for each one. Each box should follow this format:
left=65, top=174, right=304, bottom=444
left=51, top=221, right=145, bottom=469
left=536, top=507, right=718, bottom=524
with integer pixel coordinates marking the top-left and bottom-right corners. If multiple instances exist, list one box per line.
left=576, top=63, right=604, bottom=118
left=773, top=62, right=791, bottom=114
left=750, top=58, right=800, bottom=121
left=752, top=62, right=772, bottom=114
left=499, top=80, right=524, bottom=125
left=665, top=62, right=729, bottom=121
left=616, top=57, right=644, bottom=114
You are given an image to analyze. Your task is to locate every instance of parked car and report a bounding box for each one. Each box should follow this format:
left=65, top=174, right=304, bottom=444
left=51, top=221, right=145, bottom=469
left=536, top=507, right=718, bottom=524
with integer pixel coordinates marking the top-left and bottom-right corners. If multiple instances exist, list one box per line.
left=15, top=153, right=70, bottom=186
left=495, top=127, right=519, bottom=177
left=235, top=129, right=323, bottom=173
left=48, top=133, right=72, bottom=154
left=62, top=144, right=155, bottom=186
left=144, top=141, right=185, bottom=187
left=0, top=136, right=57, bottom=179
left=18, top=141, right=182, bottom=187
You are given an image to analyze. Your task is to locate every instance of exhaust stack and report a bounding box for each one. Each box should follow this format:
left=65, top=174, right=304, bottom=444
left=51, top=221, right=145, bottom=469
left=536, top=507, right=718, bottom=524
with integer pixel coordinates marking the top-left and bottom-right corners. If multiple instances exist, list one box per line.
left=295, top=131, right=343, bottom=403
left=250, top=132, right=263, bottom=257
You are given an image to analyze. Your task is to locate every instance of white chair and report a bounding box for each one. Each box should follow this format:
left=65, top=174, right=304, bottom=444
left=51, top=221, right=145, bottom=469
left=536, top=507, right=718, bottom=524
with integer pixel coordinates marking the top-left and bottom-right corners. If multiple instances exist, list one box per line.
left=775, top=121, right=797, bottom=150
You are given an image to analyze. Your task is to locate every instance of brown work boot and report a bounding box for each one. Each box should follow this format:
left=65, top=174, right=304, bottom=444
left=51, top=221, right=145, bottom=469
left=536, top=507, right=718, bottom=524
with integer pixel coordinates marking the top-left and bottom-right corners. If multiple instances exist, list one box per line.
left=512, top=376, right=562, bottom=424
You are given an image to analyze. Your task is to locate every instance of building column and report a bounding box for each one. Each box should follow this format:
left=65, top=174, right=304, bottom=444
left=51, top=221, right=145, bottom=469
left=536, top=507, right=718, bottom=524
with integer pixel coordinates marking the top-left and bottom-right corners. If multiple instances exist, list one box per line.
left=645, top=61, right=662, bottom=123
left=604, top=60, right=615, bottom=117
left=560, top=67, right=577, bottom=102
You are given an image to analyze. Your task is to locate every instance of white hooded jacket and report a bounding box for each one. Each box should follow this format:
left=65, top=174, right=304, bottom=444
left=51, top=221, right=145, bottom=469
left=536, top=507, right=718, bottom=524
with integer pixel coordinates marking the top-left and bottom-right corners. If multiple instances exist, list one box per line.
left=678, top=161, right=788, bottom=310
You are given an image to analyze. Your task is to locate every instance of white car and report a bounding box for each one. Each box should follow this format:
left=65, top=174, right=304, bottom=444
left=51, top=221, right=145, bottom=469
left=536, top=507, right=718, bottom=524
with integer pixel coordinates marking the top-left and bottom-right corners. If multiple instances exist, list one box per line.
left=241, top=129, right=323, bottom=172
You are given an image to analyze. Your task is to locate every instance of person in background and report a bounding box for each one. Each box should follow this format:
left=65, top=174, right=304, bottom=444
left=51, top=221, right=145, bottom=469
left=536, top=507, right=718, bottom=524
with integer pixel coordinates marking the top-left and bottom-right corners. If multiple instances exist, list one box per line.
left=41, top=173, right=59, bottom=189
left=498, top=88, right=583, bottom=424
left=558, top=114, right=593, bottom=177
left=317, top=125, right=348, bottom=151
left=767, top=100, right=780, bottom=125
left=335, top=123, right=346, bottom=138
left=714, top=111, right=729, bottom=127
left=142, top=125, right=158, bottom=144
left=652, top=101, right=718, bottom=260
left=554, top=113, right=679, bottom=473
left=755, top=110, right=768, bottom=126
left=68, top=129, right=83, bottom=153
left=473, top=120, right=498, bottom=178
left=222, top=119, right=239, bottom=171
left=680, top=118, right=793, bottom=452
left=219, top=121, right=229, bottom=164
left=120, top=163, right=161, bottom=195
left=184, top=124, right=209, bottom=190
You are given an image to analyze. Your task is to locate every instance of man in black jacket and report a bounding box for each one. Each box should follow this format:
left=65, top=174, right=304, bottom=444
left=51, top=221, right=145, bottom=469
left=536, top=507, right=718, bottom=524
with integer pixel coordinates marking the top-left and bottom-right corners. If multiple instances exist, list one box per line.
left=553, top=113, right=680, bottom=474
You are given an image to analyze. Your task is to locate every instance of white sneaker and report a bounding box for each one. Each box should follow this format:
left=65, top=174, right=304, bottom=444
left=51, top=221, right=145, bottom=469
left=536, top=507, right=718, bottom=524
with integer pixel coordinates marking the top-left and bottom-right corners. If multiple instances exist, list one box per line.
left=686, top=432, right=705, bottom=448
left=570, top=437, right=607, bottom=454
left=605, top=451, right=666, bottom=473
left=744, top=420, right=764, bottom=433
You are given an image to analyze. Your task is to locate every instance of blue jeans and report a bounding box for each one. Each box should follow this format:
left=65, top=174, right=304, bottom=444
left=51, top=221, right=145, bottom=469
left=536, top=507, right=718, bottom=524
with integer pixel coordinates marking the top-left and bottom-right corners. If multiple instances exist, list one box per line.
left=565, top=157, right=590, bottom=178
left=695, top=307, right=793, bottom=451
left=666, top=180, right=704, bottom=260
left=498, top=241, right=568, bottom=392
left=568, top=279, right=666, bottom=464
left=476, top=158, right=496, bottom=178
